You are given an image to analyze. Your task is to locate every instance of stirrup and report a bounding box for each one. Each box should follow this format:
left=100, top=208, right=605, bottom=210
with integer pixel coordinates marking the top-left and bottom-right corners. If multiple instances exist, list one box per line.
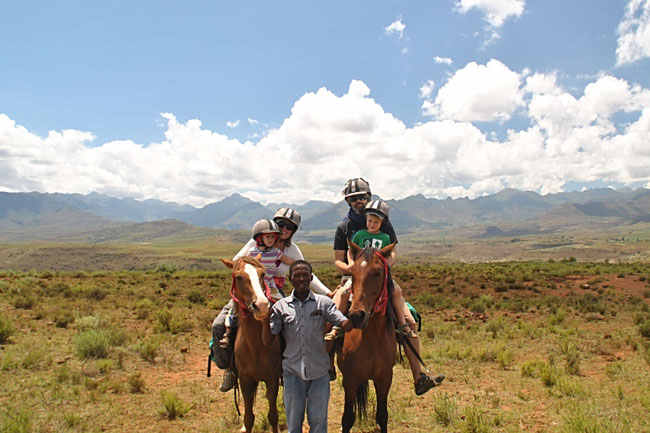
left=397, top=323, right=418, bottom=338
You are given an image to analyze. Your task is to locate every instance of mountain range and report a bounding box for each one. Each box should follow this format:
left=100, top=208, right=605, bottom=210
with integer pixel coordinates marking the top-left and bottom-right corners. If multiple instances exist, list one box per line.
left=1, top=187, right=649, bottom=243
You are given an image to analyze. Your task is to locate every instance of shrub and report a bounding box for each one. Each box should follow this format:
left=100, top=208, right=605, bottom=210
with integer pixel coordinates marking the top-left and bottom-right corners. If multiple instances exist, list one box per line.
left=13, top=295, right=35, bottom=309
left=187, top=289, right=206, bottom=305
left=155, top=308, right=191, bottom=334
left=75, top=314, right=108, bottom=331
left=540, top=364, right=563, bottom=387
left=548, top=308, right=567, bottom=326
left=520, top=359, right=545, bottom=378
left=463, top=405, right=490, bottom=433
left=486, top=318, right=505, bottom=339
left=555, top=376, right=584, bottom=397
left=0, top=315, right=15, bottom=343
left=433, top=393, right=458, bottom=427
left=87, top=287, right=107, bottom=301
left=640, top=320, right=650, bottom=338
left=75, top=330, right=111, bottom=359
left=54, top=311, right=75, bottom=328
left=159, top=391, right=193, bottom=420
left=136, top=337, right=161, bottom=363
left=497, top=348, right=514, bottom=370
left=128, top=372, right=146, bottom=393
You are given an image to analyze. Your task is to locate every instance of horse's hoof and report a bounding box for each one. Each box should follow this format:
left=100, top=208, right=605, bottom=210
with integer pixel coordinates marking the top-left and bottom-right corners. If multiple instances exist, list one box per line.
left=239, top=425, right=246, bottom=433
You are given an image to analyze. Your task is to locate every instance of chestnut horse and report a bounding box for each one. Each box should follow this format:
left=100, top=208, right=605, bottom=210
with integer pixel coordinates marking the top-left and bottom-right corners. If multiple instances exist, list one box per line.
left=221, top=256, right=282, bottom=433
left=337, top=242, right=397, bottom=433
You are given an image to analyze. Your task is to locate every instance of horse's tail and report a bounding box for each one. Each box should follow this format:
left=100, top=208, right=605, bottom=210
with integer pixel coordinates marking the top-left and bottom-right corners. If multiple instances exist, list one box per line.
left=354, top=380, right=369, bottom=420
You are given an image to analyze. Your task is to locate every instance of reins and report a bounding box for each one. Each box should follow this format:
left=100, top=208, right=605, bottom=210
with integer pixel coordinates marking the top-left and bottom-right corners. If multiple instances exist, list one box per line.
left=351, top=248, right=390, bottom=316
left=372, top=252, right=389, bottom=315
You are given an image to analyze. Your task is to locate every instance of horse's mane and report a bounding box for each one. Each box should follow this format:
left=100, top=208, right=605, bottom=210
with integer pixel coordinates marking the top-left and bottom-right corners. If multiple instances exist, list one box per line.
left=354, top=246, right=376, bottom=262
left=240, top=255, right=263, bottom=267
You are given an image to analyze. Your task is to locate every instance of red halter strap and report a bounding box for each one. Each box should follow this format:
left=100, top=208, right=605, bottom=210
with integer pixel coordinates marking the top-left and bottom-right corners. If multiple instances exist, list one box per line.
left=372, top=251, right=390, bottom=315
left=230, top=271, right=274, bottom=318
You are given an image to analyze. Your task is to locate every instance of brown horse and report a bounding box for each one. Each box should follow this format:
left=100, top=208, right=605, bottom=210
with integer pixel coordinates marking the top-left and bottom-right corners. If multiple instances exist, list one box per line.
left=337, top=241, right=397, bottom=433
left=221, top=256, right=282, bottom=433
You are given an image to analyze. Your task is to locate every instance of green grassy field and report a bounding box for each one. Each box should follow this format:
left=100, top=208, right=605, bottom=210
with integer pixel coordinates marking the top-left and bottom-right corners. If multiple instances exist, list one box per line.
left=1, top=261, right=649, bottom=432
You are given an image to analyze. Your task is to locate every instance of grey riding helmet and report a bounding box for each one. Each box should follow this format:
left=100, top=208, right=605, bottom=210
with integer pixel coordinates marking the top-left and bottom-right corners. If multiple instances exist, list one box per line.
left=251, top=219, right=280, bottom=244
left=342, top=177, right=371, bottom=200
left=273, top=207, right=301, bottom=230
left=365, top=199, right=390, bottom=220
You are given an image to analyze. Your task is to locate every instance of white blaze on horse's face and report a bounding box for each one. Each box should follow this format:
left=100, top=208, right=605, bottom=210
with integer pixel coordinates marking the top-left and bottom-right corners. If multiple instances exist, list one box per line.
left=243, top=263, right=270, bottom=318
left=360, top=260, right=367, bottom=268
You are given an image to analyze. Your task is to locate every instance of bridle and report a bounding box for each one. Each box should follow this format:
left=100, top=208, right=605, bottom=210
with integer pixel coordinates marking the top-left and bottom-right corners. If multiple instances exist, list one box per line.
left=230, top=269, right=274, bottom=317
left=352, top=249, right=389, bottom=316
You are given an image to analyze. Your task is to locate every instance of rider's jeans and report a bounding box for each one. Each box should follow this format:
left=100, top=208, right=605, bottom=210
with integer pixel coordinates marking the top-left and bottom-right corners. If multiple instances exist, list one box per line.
left=283, top=370, right=330, bottom=433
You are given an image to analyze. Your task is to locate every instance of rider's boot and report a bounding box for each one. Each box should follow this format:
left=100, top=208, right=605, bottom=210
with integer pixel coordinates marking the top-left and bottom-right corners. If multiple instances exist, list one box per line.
left=219, top=368, right=237, bottom=392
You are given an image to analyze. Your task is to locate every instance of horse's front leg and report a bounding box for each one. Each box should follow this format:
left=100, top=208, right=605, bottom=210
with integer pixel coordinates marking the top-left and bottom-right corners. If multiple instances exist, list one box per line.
left=341, top=378, right=358, bottom=433
left=264, top=377, right=279, bottom=433
left=239, top=376, right=257, bottom=433
left=373, top=371, right=393, bottom=433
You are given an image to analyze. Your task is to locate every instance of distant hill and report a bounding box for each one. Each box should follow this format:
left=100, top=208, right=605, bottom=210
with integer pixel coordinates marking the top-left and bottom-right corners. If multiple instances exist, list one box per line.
left=1, top=188, right=649, bottom=243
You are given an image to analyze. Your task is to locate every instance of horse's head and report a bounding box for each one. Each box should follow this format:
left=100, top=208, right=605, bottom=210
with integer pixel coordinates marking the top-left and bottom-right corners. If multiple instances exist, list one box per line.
left=347, top=239, right=395, bottom=329
left=221, top=256, right=271, bottom=320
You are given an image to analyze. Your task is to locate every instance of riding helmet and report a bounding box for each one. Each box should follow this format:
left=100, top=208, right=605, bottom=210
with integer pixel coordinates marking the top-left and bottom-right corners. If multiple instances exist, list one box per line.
left=273, top=207, right=301, bottom=228
left=342, top=177, right=371, bottom=199
left=251, top=219, right=280, bottom=239
left=365, top=199, right=390, bottom=220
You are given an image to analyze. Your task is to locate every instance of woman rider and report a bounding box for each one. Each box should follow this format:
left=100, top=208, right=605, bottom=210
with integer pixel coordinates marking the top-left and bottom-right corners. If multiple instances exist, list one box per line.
left=212, top=207, right=332, bottom=392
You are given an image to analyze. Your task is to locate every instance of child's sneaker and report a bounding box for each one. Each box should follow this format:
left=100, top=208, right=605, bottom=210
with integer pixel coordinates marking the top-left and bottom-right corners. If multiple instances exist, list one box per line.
left=414, top=373, right=444, bottom=395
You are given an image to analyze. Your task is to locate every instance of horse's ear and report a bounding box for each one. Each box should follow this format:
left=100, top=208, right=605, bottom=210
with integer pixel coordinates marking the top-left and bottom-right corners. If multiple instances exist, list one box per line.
left=378, top=243, right=395, bottom=258
left=220, top=258, right=235, bottom=269
left=254, top=253, right=262, bottom=263
left=347, top=238, right=361, bottom=259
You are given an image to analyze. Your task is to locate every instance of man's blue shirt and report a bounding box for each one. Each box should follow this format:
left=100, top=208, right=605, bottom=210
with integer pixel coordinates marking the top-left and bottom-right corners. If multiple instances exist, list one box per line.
left=270, top=291, right=346, bottom=380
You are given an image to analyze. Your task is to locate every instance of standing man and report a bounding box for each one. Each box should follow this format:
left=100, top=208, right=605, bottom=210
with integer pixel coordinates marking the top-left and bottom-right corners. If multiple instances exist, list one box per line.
left=270, top=260, right=352, bottom=433
left=332, top=177, right=444, bottom=396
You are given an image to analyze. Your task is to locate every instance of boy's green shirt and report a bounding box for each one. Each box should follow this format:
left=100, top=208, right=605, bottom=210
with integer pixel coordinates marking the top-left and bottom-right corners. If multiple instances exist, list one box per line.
left=352, top=229, right=391, bottom=250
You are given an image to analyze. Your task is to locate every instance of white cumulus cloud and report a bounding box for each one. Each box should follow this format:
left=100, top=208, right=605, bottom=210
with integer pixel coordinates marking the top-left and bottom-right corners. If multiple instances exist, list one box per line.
left=419, top=80, right=436, bottom=99
left=1, top=73, right=649, bottom=206
left=226, top=120, right=240, bottom=128
left=384, top=18, right=406, bottom=39
left=434, top=56, right=454, bottom=65
left=616, top=0, right=650, bottom=65
left=455, top=0, right=526, bottom=27
left=423, top=59, right=524, bottom=122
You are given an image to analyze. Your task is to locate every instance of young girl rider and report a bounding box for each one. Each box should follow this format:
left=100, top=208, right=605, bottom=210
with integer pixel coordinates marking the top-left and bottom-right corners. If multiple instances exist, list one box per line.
left=219, top=219, right=294, bottom=348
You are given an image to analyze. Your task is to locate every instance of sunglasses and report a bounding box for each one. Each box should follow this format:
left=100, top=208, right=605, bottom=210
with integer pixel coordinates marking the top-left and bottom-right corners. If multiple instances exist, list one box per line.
left=349, top=195, right=368, bottom=203
left=276, top=220, right=297, bottom=231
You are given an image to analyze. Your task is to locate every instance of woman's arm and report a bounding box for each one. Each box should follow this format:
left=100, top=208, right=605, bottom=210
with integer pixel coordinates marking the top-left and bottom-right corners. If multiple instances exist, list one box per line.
left=279, top=254, right=295, bottom=265
left=281, top=242, right=332, bottom=295
left=233, top=238, right=257, bottom=260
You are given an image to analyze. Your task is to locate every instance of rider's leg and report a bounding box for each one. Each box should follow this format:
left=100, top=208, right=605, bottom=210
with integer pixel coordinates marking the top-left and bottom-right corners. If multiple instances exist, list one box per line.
left=212, top=300, right=237, bottom=392
left=401, top=303, right=423, bottom=382
left=332, top=277, right=352, bottom=314
left=325, top=277, right=352, bottom=341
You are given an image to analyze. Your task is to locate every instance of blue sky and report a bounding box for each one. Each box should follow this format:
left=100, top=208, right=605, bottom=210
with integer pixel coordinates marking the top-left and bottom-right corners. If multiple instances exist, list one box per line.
left=1, top=0, right=649, bottom=206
